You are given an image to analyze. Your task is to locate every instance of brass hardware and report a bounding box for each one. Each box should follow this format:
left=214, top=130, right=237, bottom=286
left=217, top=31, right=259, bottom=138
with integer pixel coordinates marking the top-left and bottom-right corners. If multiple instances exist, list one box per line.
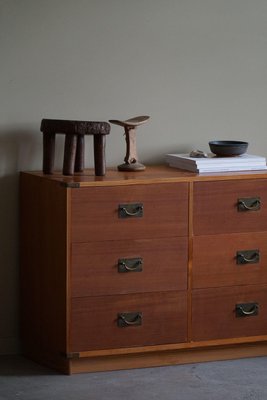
left=117, top=312, right=142, bottom=327
left=237, top=197, right=261, bottom=211
left=118, top=258, right=143, bottom=273
left=236, top=249, right=260, bottom=265
left=118, top=203, right=144, bottom=218
left=61, top=352, right=80, bottom=359
left=235, top=302, right=259, bottom=317
left=60, top=182, right=80, bottom=188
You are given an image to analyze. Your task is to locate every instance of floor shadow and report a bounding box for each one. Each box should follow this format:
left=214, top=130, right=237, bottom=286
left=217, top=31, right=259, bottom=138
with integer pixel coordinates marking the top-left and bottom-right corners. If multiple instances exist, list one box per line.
left=0, top=127, right=43, bottom=355
left=0, top=355, right=57, bottom=376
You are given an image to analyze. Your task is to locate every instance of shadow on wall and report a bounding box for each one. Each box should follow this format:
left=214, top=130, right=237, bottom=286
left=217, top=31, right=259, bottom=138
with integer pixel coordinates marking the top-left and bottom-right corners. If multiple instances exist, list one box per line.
left=0, top=128, right=43, bottom=174
left=0, top=128, right=42, bottom=353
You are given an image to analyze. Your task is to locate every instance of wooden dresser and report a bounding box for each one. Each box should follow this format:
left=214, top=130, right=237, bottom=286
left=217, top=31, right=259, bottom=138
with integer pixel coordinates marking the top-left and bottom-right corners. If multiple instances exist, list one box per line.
left=20, top=166, right=267, bottom=374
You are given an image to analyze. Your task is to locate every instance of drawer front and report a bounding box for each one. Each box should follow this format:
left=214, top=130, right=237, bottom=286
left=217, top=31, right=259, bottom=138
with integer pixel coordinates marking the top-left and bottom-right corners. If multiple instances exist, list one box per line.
left=192, top=285, right=267, bottom=341
left=70, top=291, right=187, bottom=351
left=193, top=180, right=267, bottom=235
left=71, top=183, right=188, bottom=242
left=71, top=237, right=188, bottom=297
left=193, top=232, right=267, bottom=288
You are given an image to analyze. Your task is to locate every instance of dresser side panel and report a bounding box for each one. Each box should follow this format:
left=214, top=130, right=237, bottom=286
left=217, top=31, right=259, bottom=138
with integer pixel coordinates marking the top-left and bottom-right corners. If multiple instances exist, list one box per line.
left=20, top=173, right=68, bottom=360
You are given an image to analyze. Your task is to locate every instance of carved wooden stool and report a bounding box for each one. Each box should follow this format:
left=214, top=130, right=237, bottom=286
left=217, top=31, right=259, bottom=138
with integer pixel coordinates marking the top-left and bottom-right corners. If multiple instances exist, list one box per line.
left=40, top=119, right=110, bottom=176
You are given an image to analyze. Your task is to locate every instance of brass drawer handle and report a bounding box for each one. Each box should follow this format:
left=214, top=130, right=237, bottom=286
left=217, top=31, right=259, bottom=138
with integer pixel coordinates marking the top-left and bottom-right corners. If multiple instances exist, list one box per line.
left=237, top=197, right=261, bottom=212
left=117, top=312, right=142, bottom=327
left=118, top=258, right=143, bottom=273
left=236, top=249, right=260, bottom=265
left=118, top=203, right=143, bottom=218
left=235, top=302, right=259, bottom=317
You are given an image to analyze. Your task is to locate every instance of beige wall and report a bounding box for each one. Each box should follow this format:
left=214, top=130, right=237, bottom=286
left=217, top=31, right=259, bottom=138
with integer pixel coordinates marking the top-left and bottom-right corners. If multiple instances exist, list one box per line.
left=1, top=0, right=267, bottom=353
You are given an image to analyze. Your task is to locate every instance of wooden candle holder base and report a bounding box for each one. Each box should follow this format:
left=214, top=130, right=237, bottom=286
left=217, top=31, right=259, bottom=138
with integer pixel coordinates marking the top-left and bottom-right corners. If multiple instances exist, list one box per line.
left=117, top=162, right=146, bottom=172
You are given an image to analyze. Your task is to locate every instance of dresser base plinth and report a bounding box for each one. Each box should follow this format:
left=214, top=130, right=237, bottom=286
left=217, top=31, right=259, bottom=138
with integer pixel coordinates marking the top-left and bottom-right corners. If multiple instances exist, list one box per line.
left=68, top=342, right=267, bottom=374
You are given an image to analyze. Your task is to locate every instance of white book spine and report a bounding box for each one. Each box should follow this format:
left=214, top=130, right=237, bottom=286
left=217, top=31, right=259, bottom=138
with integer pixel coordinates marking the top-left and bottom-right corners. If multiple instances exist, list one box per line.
left=168, top=160, right=266, bottom=169
left=165, top=154, right=266, bottom=166
left=168, top=163, right=267, bottom=173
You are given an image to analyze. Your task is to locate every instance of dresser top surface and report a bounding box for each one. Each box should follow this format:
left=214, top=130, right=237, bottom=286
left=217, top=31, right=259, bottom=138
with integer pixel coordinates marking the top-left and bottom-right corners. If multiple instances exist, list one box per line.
left=21, top=165, right=267, bottom=187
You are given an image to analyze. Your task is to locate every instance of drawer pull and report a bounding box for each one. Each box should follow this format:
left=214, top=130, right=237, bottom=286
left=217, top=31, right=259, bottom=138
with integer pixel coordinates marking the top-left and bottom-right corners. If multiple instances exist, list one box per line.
left=118, top=258, right=143, bottom=273
left=236, top=249, right=260, bottom=265
left=117, top=312, right=142, bottom=327
left=237, top=197, right=261, bottom=212
left=118, top=203, right=143, bottom=218
left=235, top=302, right=259, bottom=317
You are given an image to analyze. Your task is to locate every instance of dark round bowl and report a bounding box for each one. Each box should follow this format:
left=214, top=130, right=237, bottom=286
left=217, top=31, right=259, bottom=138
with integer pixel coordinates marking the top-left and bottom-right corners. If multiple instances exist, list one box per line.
left=209, top=140, right=248, bottom=157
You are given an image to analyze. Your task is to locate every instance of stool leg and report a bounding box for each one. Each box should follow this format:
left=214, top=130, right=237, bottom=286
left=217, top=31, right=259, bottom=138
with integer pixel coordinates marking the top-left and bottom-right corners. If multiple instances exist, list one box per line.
left=43, top=132, right=55, bottom=174
left=74, top=135, right=84, bottom=173
left=93, top=135, right=106, bottom=176
left=63, top=134, right=78, bottom=175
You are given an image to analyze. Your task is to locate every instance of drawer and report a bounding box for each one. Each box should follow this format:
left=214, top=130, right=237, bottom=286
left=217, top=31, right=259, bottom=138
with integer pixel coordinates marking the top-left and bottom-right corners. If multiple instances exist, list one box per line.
left=192, top=232, right=267, bottom=288
left=70, top=291, right=187, bottom=351
left=71, top=183, right=188, bottom=242
left=193, top=180, right=267, bottom=235
left=71, top=237, right=188, bottom=297
left=192, top=285, right=267, bottom=341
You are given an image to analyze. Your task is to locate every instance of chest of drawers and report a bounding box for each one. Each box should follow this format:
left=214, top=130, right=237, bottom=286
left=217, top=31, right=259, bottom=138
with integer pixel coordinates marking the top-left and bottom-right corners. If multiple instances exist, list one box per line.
left=20, top=166, right=267, bottom=373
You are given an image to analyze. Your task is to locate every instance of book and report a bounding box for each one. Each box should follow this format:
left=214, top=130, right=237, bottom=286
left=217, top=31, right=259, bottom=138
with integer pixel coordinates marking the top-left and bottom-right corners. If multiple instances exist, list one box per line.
left=166, top=153, right=266, bottom=166
left=168, top=159, right=266, bottom=169
left=166, top=153, right=267, bottom=173
left=168, top=162, right=267, bottom=173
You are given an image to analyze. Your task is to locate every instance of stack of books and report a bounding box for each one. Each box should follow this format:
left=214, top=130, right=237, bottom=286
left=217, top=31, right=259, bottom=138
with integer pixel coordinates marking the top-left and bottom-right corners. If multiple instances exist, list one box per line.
left=165, top=153, right=267, bottom=173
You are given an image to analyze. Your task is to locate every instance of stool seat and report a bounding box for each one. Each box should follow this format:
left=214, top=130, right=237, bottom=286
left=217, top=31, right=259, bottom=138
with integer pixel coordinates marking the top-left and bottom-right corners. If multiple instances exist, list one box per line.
left=40, top=119, right=110, bottom=176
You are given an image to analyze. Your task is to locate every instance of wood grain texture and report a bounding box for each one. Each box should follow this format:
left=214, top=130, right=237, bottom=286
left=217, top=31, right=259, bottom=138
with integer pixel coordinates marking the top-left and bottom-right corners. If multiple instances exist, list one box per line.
left=71, top=183, right=188, bottom=242
left=40, top=119, right=110, bottom=136
left=26, top=166, right=267, bottom=188
left=192, top=232, right=267, bottom=288
left=20, top=173, right=68, bottom=358
left=75, top=334, right=267, bottom=358
left=40, top=119, right=110, bottom=177
left=71, top=237, right=188, bottom=297
left=70, top=291, right=187, bottom=352
left=192, top=284, right=267, bottom=341
left=69, top=341, right=267, bottom=373
left=193, top=179, right=267, bottom=235
left=20, top=167, right=267, bottom=374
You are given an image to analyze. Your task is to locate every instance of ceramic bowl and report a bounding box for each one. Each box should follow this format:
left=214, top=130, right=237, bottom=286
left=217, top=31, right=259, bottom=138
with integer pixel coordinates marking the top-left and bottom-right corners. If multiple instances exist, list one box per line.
left=209, top=140, right=248, bottom=157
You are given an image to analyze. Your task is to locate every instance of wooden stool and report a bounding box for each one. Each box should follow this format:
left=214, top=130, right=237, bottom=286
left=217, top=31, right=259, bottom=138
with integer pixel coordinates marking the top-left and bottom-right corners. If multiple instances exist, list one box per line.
left=40, top=119, right=110, bottom=176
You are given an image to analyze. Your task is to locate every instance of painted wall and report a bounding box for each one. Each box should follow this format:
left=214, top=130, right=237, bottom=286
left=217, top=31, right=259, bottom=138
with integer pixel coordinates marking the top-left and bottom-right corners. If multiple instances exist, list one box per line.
left=1, top=0, right=267, bottom=353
